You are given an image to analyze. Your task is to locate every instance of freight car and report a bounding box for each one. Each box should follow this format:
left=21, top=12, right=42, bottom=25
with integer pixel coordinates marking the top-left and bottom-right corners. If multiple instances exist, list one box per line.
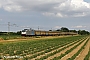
left=21, top=29, right=78, bottom=36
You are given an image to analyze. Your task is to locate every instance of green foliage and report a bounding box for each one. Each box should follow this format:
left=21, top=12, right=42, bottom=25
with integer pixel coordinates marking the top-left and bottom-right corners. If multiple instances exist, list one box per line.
left=0, top=35, right=21, bottom=40
left=52, top=38, right=85, bottom=60
left=84, top=48, right=90, bottom=60
left=0, top=31, right=21, bottom=35
left=55, top=27, right=90, bottom=35
left=61, top=27, right=69, bottom=32
left=68, top=38, right=89, bottom=60
left=69, top=30, right=77, bottom=33
left=23, top=57, right=28, bottom=60
left=78, top=30, right=90, bottom=35
left=0, top=36, right=87, bottom=60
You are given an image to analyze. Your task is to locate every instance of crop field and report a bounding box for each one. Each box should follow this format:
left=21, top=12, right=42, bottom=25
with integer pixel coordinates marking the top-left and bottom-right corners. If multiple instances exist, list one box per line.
left=0, top=35, right=90, bottom=60
left=0, top=35, right=22, bottom=40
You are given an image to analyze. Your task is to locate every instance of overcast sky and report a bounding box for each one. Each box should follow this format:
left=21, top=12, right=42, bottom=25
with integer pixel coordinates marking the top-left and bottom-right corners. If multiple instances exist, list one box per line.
left=0, top=0, right=90, bottom=32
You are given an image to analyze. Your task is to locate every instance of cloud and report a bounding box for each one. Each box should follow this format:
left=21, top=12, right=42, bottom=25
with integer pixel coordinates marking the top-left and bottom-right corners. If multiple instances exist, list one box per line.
left=0, top=0, right=90, bottom=17
left=0, top=19, right=2, bottom=21
left=0, top=0, right=22, bottom=12
left=72, top=25, right=87, bottom=28
left=71, top=25, right=90, bottom=31
left=54, top=26, right=62, bottom=29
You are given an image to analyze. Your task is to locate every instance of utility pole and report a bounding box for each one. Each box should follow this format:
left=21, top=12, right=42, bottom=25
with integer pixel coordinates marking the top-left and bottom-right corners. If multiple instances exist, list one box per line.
left=38, top=26, right=39, bottom=31
left=8, top=22, right=10, bottom=39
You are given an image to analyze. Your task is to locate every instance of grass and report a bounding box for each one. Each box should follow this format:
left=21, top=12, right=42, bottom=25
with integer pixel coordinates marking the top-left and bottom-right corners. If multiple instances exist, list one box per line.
left=0, top=35, right=21, bottom=40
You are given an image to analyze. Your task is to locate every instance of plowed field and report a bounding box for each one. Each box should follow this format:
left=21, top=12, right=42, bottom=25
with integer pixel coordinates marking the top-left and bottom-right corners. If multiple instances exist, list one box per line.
left=0, top=36, right=90, bottom=60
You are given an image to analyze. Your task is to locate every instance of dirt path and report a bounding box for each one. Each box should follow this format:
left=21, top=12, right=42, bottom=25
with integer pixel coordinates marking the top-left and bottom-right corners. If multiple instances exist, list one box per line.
left=60, top=37, right=89, bottom=60
left=75, top=39, right=90, bottom=60
left=30, top=38, right=82, bottom=60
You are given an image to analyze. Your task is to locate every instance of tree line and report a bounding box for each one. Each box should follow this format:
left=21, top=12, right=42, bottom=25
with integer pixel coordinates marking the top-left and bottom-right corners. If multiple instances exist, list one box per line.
left=0, top=31, right=21, bottom=35
left=49, top=27, right=90, bottom=35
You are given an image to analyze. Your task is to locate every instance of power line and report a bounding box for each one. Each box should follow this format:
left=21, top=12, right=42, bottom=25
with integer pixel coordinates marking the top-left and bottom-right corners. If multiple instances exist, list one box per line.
left=8, top=22, right=10, bottom=33
left=7, top=22, right=19, bottom=38
left=8, top=22, right=10, bottom=39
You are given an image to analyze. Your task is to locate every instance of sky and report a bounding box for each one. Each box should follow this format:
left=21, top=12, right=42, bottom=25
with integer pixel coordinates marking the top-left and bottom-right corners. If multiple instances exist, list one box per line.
left=0, top=0, right=90, bottom=32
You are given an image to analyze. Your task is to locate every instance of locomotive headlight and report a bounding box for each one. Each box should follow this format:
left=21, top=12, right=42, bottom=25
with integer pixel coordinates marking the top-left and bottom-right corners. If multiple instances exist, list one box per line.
left=21, top=32, right=26, bottom=34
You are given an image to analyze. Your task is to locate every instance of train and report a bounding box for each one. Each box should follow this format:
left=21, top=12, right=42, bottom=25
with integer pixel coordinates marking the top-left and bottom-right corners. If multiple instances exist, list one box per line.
left=21, top=29, right=78, bottom=36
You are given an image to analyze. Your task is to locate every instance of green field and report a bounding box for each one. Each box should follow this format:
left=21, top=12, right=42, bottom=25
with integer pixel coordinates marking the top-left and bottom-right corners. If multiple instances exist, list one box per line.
left=0, top=35, right=22, bottom=40
left=0, top=35, right=90, bottom=60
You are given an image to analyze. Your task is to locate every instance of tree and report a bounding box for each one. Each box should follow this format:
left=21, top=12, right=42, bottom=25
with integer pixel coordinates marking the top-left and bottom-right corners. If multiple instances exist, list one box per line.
left=56, top=29, right=61, bottom=31
left=78, top=30, right=90, bottom=35
left=17, top=31, right=21, bottom=35
left=69, top=30, right=77, bottom=33
left=49, top=30, right=52, bottom=31
left=61, top=27, right=69, bottom=32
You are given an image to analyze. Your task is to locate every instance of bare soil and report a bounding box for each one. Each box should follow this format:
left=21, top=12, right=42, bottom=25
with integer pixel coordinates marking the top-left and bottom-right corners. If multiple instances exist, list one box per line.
left=61, top=37, right=89, bottom=60
left=75, top=39, right=90, bottom=60
left=47, top=38, right=87, bottom=60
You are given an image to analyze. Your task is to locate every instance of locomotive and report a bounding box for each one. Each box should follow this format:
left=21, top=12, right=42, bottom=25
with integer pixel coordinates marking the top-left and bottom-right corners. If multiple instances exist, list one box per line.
left=21, top=29, right=78, bottom=36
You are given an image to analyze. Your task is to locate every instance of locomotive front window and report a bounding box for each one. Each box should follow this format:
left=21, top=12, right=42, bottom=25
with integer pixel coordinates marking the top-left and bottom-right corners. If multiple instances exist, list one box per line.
left=22, top=30, right=25, bottom=32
